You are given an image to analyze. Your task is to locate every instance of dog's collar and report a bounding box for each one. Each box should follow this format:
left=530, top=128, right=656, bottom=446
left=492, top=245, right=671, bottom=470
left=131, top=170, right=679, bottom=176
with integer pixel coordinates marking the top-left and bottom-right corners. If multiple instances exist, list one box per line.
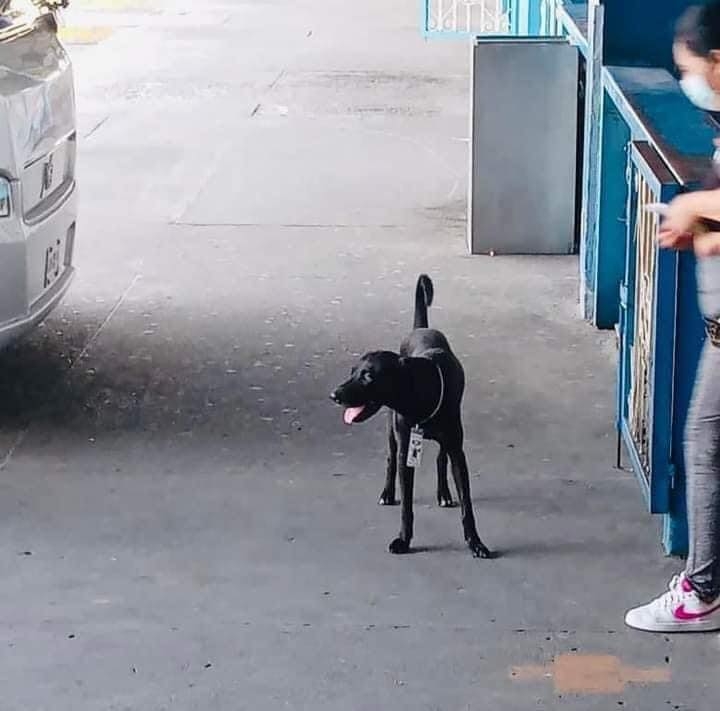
left=419, top=363, right=445, bottom=425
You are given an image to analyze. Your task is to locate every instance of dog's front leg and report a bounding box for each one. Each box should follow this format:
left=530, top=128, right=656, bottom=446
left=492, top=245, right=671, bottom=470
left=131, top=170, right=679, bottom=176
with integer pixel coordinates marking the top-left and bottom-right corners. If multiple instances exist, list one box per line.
left=379, top=412, right=399, bottom=506
left=449, top=448, right=493, bottom=559
left=389, top=436, right=414, bottom=554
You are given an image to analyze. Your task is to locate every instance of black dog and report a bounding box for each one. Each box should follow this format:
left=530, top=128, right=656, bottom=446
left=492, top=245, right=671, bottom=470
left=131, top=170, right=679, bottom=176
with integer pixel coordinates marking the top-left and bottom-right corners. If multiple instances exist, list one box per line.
left=331, top=275, right=492, bottom=558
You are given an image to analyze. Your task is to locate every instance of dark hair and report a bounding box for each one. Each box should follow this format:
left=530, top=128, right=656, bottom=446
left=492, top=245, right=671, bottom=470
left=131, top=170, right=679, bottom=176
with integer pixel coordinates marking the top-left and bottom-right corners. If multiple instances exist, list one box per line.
left=676, top=3, right=720, bottom=57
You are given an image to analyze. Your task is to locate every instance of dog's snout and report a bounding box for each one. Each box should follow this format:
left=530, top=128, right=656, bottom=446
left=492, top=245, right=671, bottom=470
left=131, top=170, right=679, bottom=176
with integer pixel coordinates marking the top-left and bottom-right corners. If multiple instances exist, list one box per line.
left=330, top=390, right=340, bottom=403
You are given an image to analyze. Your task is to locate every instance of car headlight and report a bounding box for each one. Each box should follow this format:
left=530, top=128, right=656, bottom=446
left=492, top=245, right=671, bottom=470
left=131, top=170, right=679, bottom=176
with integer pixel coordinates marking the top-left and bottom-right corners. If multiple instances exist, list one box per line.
left=0, top=178, right=11, bottom=218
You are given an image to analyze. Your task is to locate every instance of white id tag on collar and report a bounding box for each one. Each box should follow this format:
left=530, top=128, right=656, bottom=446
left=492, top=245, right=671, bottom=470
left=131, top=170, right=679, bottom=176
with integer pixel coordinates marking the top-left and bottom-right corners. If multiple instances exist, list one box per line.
left=407, top=426, right=424, bottom=468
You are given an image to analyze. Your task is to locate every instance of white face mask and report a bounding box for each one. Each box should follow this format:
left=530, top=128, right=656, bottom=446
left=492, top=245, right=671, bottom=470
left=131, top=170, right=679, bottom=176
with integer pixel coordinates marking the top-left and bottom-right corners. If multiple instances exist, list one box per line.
left=680, top=73, right=720, bottom=111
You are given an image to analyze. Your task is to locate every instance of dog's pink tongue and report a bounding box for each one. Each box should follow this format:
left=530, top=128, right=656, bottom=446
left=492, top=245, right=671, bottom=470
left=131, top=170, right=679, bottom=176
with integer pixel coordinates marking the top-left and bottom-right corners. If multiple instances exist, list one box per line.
left=344, top=406, right=365, bottom=425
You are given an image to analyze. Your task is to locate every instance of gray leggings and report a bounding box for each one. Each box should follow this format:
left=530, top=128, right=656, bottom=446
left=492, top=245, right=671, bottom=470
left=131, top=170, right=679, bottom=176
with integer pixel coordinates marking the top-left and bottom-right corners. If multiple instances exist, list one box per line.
left=686, top=340, right=720, bottom=601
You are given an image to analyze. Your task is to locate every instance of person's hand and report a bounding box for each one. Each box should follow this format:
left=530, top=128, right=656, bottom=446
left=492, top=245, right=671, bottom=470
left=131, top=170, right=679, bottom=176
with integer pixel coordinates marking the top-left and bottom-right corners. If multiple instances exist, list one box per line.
left=658, top=193, right=702, bottom=244
left=694, top=232, right=720, bottom=257
left=658, top=230, right=695, bottom=250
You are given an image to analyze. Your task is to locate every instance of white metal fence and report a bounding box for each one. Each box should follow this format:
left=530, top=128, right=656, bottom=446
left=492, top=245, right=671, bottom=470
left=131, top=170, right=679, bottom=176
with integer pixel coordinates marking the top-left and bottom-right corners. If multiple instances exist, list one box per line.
left=423, top=0, right=561, bottom=38
left=424, top=0, right=511, bottom=35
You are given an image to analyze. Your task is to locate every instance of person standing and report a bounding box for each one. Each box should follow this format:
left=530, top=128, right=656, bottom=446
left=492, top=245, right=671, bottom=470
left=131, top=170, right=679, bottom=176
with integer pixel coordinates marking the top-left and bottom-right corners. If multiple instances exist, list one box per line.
left=626, top=2, right=720, bottom=633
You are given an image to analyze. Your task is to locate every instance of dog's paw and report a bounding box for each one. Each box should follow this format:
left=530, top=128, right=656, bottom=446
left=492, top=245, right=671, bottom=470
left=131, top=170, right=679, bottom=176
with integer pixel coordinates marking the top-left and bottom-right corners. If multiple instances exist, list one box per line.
left=437, top=492, right=455, bottom=508
left=378, top=490, right=399, bottom=506
left=388, top=537, right=411, bottom=555
left=468, top=538, right=495, bottom=559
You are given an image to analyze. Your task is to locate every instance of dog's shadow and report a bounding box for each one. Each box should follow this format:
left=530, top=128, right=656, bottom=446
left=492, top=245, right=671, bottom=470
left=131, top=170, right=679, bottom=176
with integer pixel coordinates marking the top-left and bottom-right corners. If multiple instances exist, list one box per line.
left=409, top=537, right=630, bottom=560
left=495, top=538, right=629, bottom=558
left=410, top=543, right=462, bottom=555
left=409, top=543, right=501, bottom=559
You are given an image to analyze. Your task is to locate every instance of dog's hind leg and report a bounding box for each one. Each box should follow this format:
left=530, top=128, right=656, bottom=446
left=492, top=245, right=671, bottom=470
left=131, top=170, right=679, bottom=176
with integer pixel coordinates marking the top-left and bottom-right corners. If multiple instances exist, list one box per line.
left=379, top=413, right=399, bottom=506
left=436, top=447, right=455, bottom=508
left=448, top=447, right=493, bottom=559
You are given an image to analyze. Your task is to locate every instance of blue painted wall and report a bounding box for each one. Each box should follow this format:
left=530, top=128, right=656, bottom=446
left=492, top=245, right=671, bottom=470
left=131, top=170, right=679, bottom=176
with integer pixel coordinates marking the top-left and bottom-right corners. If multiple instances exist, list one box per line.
left=603, top=0, right=714, bottom=70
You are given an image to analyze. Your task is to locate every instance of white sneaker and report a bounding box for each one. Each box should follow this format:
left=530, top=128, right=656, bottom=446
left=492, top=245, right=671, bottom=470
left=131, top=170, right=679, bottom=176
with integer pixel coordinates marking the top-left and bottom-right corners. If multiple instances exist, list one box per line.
left=625, top=574, right=720, bottom=633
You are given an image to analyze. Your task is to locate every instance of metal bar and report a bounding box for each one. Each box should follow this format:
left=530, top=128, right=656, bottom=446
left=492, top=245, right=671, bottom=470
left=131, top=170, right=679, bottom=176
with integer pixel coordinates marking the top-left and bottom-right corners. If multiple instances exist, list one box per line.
left=631, top=141, right=674, bottom=196
left=579, top=0, right=604, bottom=320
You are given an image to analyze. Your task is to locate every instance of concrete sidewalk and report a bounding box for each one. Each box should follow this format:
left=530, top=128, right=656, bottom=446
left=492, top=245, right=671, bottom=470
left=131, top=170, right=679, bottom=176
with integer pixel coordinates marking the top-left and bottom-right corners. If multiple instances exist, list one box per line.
left=0, top=1, right=718, bottom=709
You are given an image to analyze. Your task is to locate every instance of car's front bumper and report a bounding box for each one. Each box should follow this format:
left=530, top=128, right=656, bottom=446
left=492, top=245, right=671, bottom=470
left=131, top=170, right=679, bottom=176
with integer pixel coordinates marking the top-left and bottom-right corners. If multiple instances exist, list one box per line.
left=0, top=264, right=75, bottom=349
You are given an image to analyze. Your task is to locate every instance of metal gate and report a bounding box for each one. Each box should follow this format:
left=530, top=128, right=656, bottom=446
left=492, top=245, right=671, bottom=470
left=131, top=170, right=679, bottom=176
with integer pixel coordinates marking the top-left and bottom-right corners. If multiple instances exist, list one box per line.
left=617, top=142, right=679, bottom=514
left=628, top=171, right=657, bottom=470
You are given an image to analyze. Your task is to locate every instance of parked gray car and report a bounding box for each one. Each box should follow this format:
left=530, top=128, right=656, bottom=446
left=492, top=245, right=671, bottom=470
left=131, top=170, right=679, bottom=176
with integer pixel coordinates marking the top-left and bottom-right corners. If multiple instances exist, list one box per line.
left=0, top=0, right=76, bottom=349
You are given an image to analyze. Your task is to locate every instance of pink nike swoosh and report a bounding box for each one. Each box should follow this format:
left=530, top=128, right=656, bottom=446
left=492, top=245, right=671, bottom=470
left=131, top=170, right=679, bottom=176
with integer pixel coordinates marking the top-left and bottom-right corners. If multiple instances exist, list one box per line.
left=674, top=601, right=720, bottom=621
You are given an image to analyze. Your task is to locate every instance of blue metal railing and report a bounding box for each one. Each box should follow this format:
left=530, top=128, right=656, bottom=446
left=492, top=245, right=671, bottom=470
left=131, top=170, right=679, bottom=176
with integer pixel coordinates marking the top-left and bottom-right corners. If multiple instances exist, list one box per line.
left=616, top=140, right=704, bottom=555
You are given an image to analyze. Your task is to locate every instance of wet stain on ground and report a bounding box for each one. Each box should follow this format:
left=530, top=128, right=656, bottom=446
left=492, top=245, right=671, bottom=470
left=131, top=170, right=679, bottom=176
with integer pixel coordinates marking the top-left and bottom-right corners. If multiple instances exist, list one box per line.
left=511, top=653, right=672, bottom=694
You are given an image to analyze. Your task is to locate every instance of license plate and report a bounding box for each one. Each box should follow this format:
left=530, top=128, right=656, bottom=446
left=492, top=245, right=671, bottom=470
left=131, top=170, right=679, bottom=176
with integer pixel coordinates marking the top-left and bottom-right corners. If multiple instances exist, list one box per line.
left=23, top=139, right=71, bottom=216
left=40, top=146, right=66, bottom=201
left=43, top=236, right=65, bottom=290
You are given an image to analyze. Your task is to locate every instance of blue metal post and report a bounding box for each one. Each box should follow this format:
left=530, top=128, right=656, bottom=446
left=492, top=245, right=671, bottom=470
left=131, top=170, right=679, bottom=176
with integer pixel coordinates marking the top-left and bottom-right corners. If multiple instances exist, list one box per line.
left=593, top=96, right=629, bottom=329
left=527, top=0, right=542, bottom=35
left=665, top=252, right=706, bottom=556
left=616, top=148, right=637, bottom=478
left=510, top=0, right=530, bottom=35
left=580, top=0, right=604, bottom=321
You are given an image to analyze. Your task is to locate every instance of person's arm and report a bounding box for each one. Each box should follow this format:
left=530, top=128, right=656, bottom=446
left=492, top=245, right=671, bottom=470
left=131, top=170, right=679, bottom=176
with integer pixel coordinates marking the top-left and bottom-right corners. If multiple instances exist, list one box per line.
left=658, top=188, right=720, bottom=242
left=679, top=188, right=720, bottom=223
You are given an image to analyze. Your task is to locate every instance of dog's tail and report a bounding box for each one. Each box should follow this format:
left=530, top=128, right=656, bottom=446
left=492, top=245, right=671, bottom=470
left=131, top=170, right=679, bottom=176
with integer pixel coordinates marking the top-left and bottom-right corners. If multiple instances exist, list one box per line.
left=413, top=274, right=434, bottom=329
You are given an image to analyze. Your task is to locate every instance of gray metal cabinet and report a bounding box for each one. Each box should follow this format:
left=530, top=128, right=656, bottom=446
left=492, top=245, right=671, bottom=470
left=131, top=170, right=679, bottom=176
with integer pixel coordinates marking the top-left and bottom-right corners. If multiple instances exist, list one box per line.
left=468, top=38, right=579, bottom=254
